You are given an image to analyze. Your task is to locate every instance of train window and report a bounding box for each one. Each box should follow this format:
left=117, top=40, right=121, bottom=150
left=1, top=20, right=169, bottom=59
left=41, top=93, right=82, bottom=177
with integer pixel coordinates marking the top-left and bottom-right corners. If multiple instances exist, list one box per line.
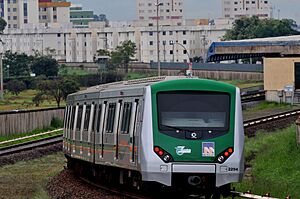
left=121, top=102, right=132, bottom=134
left=92, top=104, right=98, bottom=132
left=70, top=106, right=76, bottom=131
left=76, top=105, right=83, bottom=130
left=66, top=106, right=71, bottom=130
left=106, top=103, right=116, bottom=133
left=64, top=106, right=68, bottom=129
left=96, top=104, right=102, bottom=132
left=157, top=91, right=230, bottom=139
left=84, top=105, right=91, bottom=131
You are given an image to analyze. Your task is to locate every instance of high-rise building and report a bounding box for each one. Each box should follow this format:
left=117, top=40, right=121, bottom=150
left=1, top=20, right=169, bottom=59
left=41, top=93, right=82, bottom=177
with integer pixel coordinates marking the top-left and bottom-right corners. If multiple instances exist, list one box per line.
left=221, top=0, right=272, bottom=19
left=1, top=0, right=39, bottom=29
left=136, top=0, right=184, bottom=25
left=70, top=4, right=94, bottom=28
left=38, top=0, right=71, bottom=25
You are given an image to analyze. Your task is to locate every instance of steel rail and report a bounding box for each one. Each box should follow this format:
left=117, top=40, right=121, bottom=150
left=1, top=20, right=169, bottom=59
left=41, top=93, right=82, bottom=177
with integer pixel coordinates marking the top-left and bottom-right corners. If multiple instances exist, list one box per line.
left=244, top=108, right=300, bottom=128
left=231, top=191, right=280, bottom=199
left=0, top=134, right=62, bottom=156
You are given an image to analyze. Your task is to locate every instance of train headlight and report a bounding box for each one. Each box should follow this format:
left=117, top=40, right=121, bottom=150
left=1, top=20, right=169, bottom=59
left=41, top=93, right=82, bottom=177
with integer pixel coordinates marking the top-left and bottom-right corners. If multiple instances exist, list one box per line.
left=215, top=147, right=234, bottom=164
left=217, top=156, right=225, bottom=163
left=154, top=146, right=173, bottom=163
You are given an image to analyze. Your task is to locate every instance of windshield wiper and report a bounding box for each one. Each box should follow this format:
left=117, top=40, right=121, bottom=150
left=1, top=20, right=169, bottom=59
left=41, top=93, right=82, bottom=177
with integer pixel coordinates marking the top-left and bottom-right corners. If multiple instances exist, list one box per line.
left=161, top=124, right=193, bottom=132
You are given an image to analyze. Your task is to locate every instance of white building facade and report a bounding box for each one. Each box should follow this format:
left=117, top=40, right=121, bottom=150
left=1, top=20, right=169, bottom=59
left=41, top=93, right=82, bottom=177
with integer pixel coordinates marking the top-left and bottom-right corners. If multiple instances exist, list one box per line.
left=136, top=0, right=184, bottom=26
left=0, top=20, right=230, bottom=63
left=221, top=0, right=272, bottom=19
left=1, top=0, right=39, bottom=29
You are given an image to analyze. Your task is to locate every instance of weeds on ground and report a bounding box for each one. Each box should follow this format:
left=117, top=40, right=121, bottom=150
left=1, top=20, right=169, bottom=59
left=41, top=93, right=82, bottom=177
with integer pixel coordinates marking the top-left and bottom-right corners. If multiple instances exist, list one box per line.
left=233, top=125, right=300, bottom=198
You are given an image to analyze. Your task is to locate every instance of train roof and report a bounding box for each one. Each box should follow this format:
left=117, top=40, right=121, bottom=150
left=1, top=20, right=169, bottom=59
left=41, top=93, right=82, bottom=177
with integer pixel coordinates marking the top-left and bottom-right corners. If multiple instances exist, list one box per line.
left=70, top=76, right=193, bottom=96
left=68, top=76, right=237, bottom=102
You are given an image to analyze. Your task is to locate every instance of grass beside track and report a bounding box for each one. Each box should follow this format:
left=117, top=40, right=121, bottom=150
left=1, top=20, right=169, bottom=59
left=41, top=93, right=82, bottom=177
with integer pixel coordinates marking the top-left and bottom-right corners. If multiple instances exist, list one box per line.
left=233, top=125, right=300, bottom=198
left=243, top=102, right=299, bottom=120
left=0, top=128, right=62, bottom=149
left=0, top=152, right=64, bottom=199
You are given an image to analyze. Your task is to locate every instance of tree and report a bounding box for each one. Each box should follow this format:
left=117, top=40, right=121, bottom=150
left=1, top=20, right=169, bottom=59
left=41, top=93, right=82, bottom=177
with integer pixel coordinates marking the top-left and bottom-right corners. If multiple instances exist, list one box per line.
left=36, top=79, right=79, bottom=107
left=0, top=17, right=7, bottom=33
left=223, top=16, right=300, bottom=40
left=61, top=79, right=80, bottom=100
left=111, top=40, right=137, bottom=73
left=3, top=51, right=33, bottom=77
left=32, top=92, right=44, bottom=107
left=96, top=49, right=110, bottom=56
left=31, top=56, right=59, bottom=77
left=192, top=56, right=204, bottom=63
left=6, top=80, right=26, bottom=96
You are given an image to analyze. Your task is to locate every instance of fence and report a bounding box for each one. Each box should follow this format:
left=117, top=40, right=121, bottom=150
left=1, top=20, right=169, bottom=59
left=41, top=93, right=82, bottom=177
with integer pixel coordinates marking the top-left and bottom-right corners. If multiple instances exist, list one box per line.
left=0, top=108, right=65, bottom=136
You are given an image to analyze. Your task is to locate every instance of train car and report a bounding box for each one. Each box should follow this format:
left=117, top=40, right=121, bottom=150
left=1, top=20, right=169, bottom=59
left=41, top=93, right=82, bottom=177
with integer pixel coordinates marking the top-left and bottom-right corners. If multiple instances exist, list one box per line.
left=63, top=76, right=244, bottom=198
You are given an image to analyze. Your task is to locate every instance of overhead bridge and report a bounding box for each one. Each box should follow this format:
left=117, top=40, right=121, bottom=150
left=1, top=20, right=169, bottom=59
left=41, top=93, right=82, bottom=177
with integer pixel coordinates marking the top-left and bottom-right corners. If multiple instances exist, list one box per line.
left=207, top=35, right=300, bottom=62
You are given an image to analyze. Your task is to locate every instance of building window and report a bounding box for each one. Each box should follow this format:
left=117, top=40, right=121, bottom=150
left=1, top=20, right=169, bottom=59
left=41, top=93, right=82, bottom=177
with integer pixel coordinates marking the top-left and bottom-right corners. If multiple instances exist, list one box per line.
left=170, top=50, right=173, bottom=54
left=24, top=19, right=28, bottom=24
left=57, top=33, right=61, bottom=37
left=183, top=50, right=187, bottom=54
left=149, top=41, right=153, bottom=45
left=13, top=16, right=17, bottom=20
left=53, top=15, right=57, bottom=20
left=53, top=7, right=57, bottom=11
left=42, top=15, right=47, bottom=19
left=169, top=31, right=173, bottom=35
left=149, top=31, right=153, bottom=36
left=183, top=40, right=187, bottom=45
left=183, top=31, right=186, bottom=35
left=13, top=8, right=17, bottom=12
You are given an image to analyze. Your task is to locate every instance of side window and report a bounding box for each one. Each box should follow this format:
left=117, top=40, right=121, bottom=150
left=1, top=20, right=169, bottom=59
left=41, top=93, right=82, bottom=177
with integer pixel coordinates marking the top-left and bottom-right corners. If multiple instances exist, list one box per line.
left=76, top=105, right=83, bottom=130
left=96, top=104, right=103, bottom=132
left=121, top=102, right=132, bottom=134
left=84, top=104, right=91, bottom=130
left=70, top=105, right=76, bottom=131
left=64, top=106, right=70, bottom=129
left=92, top=104, right=98, bottom=132
left=106, top=103, right=116, bottom=133
left=65, top=106, right=71, bottom=130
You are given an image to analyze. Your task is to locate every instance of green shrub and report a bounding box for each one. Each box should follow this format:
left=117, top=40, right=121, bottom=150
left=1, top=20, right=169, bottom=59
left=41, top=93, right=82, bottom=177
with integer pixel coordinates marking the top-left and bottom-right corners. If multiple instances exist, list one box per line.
left=50, top=117, right=63, bottom=128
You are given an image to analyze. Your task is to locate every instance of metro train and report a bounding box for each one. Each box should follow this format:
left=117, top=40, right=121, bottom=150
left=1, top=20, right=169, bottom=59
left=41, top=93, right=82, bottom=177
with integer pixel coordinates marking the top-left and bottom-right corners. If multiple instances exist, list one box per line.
left=62, top=76, right=244, bottom=198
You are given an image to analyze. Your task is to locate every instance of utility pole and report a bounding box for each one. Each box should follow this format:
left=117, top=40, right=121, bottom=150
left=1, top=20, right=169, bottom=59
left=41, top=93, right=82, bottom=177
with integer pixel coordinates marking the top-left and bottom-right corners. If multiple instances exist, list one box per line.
left=0, top=53, right=3, bottom=100
left=155, top=1, right=163, bottom=77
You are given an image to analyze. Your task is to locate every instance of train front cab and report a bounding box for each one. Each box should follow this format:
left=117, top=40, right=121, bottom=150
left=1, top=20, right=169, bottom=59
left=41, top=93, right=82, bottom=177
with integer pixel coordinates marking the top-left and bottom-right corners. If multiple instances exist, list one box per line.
left=140, top=79, right=244, bottom=196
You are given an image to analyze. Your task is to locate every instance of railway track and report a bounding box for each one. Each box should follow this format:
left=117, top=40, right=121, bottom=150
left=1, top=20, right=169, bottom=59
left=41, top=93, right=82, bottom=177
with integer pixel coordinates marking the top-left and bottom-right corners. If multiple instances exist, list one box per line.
left=241, top=90, right=265, bottom=103
left=0, top=129, right=63, bottom=156
left=79, top=176, right=151, bottom=199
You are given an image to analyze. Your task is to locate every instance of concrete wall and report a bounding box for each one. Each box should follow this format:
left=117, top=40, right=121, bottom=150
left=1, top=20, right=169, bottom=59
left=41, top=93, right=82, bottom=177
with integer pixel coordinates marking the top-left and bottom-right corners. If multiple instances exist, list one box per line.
left=264, top=57, right=300, bottom=91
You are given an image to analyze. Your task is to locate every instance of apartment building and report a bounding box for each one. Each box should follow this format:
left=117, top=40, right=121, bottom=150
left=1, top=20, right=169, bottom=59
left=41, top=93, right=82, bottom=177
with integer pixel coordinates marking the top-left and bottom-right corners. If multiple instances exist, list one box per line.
left=70, top=4, right=94, bottom=28
left=39, top=0, right=71, bottom=25
left=0, top=0, right=39, bottom=29
left=0, top=20, right=230, bottom=63
left=136, top=0, right=184, bottom=26
left=222, top=0, right=272, bottom=19
left=0, top=0, right=71, bottom=29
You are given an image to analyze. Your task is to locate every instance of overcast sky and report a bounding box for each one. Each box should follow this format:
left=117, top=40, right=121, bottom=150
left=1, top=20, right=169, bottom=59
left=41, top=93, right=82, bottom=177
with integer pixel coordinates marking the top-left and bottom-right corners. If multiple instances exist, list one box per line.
left=70, top=0, right=300, bottom=24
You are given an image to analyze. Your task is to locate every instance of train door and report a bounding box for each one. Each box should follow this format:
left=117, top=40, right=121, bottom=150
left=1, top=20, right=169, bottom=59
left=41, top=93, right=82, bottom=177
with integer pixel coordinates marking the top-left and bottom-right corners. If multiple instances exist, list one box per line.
left=118, top=99, right=139, bottom=167
left=103, top=100, right=122, bottom=162
left=81, top=100, right=96, bottom=162
left=67, top=104, right=75, bottom=155
left=71, top=103, right=79, bottom=158
left=295, top=63, right=300, bottom=90
left=94, top=101, right=106, bottom=164
left=74, top=102, right=85, bottom=159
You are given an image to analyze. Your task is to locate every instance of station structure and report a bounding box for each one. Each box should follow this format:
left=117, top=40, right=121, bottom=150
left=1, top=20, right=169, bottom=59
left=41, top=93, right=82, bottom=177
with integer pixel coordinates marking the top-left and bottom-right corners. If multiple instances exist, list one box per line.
left=206, top=35, right=300, bottom=104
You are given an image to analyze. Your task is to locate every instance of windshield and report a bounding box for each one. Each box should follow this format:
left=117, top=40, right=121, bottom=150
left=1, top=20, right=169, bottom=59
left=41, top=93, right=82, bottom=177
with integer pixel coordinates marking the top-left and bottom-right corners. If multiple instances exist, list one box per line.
left=157, top=91, right=230, bottom=132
